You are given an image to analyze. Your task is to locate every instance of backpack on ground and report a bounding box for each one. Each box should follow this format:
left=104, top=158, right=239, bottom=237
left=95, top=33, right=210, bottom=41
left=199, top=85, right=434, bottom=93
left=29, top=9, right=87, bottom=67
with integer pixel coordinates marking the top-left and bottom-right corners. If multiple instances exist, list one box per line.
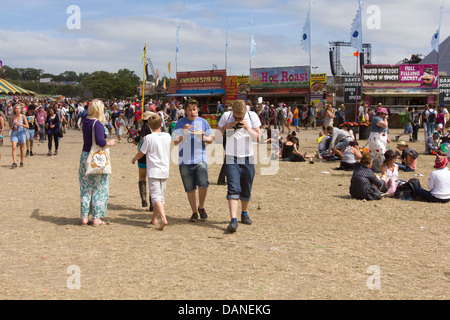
left=394, top=179, right=420, bottom=201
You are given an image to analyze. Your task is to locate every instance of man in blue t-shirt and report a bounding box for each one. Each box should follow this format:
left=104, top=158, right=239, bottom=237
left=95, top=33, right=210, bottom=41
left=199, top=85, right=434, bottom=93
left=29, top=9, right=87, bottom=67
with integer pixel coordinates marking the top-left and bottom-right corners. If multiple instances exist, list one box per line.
left=174, top=99, right=214, bottom=222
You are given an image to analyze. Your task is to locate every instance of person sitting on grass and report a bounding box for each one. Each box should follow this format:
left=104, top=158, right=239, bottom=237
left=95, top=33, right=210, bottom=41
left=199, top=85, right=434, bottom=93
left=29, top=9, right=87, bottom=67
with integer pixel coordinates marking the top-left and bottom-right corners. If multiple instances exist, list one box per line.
left=349, top=152, right=388, bottom=201
left=415, top=155, right=450, bottom=203
left=395, top=140, right=418, bottom=172
left=336, top=140, right=362, bottom=171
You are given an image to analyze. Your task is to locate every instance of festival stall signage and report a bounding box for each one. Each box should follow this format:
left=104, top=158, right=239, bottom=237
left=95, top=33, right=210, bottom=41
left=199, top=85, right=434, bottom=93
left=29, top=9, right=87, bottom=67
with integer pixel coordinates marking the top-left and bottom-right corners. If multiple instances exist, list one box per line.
left=250, top=66, right=309, bottom=89
left=439, top=76, right=450, bottom=106
left=225, top=76, right=238, bottom=103
left=225, top=75, right=250, bottom=104
left=176, top=69, right=226, bottom=90
left=362, top=64, right=438, bottom=88
left=310, top=73, right=327, bottom=107
left=344, top=76, right=362, bottom=104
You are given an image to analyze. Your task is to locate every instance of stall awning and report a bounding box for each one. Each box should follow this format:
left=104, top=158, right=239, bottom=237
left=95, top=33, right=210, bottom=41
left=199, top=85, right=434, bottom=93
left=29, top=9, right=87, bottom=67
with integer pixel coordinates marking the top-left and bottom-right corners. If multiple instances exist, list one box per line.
left=166, top=89, right=225, bottom=97
left=0, top=79, right=36, bottom=95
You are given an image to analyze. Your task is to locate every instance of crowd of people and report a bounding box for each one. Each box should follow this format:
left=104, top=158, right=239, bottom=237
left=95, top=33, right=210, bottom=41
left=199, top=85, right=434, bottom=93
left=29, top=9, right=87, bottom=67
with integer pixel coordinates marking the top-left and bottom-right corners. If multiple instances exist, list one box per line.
left=1, top=96, right=450, bottom=233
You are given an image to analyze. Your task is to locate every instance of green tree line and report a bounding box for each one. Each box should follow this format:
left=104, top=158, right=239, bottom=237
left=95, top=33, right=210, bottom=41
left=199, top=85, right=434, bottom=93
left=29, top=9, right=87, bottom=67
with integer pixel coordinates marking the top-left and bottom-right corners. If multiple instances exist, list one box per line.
left=1, top=66, right=152, bottom=99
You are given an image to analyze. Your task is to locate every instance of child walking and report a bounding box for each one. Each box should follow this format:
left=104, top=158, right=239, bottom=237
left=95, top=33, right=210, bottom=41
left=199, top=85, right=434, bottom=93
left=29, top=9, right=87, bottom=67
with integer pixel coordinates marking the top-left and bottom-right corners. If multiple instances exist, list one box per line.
left=132, top=113, right=171, bottom=230
left=115, top=113, right=125, bottom=143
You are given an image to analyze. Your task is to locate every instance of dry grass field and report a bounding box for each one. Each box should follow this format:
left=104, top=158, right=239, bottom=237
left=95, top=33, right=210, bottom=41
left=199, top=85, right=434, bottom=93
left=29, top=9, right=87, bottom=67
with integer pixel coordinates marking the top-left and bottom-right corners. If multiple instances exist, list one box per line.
left=0, top=125, right=449, bottom=300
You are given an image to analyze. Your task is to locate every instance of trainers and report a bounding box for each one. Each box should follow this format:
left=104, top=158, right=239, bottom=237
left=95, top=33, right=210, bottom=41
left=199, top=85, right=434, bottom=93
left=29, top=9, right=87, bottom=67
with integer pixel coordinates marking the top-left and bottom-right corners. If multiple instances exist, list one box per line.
left=20, top=162, right=24, bottom=167
left=54, top=150, right=58, bottom=155
left=30, top=151, right=34, bottom=156
left=227, top=221, right=238, bottom=233
left=198, top=208, right=208, bottom=220
left=25, top=150, right=29, bottom=157
left=47, top=151, right=52, bottom=156
left=241, top=213, right=253, bottom=225
left=11, top=162, right=17, bottom=168
left=189, top=213, right=198, bottom=222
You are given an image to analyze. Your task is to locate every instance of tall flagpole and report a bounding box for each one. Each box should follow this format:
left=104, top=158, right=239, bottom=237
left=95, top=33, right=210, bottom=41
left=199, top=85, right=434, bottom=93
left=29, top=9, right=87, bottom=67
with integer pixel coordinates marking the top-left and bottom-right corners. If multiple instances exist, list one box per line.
left=250, top=13, right=253, bottom=76
left=142, top=43, right=147, bottom=110
left=176, top=25, right=180, bottom=75
left=225, top=17, right=229, bottom=73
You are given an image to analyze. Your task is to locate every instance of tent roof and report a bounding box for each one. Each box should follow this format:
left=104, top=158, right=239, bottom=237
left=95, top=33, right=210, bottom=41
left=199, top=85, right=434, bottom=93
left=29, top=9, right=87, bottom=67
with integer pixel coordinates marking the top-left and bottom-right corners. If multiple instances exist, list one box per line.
left=0, top=79, right=36, bottom=95
left=420, top=35, right=450, bottom=75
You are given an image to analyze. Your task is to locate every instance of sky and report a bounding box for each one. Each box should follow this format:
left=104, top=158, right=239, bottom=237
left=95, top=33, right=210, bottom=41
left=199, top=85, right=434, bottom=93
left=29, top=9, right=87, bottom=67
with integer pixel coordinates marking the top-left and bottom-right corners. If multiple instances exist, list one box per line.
left=0, top=0, right=448, bottom=80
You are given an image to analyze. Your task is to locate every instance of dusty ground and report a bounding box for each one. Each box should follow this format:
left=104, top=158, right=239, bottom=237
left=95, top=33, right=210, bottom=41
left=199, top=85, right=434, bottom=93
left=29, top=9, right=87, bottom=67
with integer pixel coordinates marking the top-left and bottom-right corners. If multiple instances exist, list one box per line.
left=0, top=124, right=449, bottom=300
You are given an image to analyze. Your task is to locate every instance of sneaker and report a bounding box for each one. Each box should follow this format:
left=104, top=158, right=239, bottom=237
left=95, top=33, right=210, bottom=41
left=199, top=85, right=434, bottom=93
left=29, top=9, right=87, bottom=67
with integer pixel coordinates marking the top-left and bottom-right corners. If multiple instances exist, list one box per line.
left=189, top=213, right=198, bottom=222
left=25, top=150, right=29, bottom=157
left=30, top=151, right=34, bottom=156
left=54, top=150, right=58, bottom=155
left=20, top=162, right=24, bottom=167
left=241, top=213, right=253, bottom=225
left=11, top=162, right=17, bottom=168
left=309, top=158, right=314, bottom=164
left=227, top=221, right=238, bottom=233
left=47, top=151, right=52, bottom=156
left=198, top=208, right=208, bottom=220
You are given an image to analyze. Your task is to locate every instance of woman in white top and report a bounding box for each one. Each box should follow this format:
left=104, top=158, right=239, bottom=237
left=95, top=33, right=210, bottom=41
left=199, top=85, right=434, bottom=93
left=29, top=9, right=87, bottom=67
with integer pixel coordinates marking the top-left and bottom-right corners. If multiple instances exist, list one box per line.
left=380, top=150, right=399, bottom=195
left=337, top=140, right=362, bottom=170
left=415, top=155, right=450, bottom=203
left=323, top=104, right=335, bottom=128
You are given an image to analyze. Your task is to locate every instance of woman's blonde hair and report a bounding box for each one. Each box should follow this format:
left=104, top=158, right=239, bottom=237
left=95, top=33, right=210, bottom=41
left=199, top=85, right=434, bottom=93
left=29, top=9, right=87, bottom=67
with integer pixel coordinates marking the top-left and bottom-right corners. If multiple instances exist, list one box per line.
left=88, top=99, right=106, bottom=124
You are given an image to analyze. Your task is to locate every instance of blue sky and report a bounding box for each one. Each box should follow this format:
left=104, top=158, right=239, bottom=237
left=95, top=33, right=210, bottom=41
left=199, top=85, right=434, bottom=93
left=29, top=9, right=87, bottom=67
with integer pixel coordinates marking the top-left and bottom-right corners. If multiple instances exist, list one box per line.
left=0, top=0, right=448, bottom=79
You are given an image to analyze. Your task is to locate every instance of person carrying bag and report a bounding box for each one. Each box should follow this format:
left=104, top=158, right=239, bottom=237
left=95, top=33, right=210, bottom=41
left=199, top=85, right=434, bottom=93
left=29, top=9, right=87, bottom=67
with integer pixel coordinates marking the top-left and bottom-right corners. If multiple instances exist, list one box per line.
left=79, top=99, right=116, bottom=227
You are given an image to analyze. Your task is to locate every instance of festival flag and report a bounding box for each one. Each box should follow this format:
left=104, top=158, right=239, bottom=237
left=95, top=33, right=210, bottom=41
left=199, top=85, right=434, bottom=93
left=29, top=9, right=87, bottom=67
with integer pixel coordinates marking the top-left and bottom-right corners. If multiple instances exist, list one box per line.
left=176, top=25, right=180, bottom=73
left=168, top=61, right=171, bottom=75
left=141, top=45, right=147, bottom=63
left=163, top=77, right=166, bottom=90
left=301, top=1, right=312, bottom=55
left=431, top=1, right=445, bottom=53
left=350, top=0, right=363, bottom=54
left=250, top=35, right=256, bottom=60
left=250, top=14, right=256, bottom=60
left=0, top=60, right=5, bottom=79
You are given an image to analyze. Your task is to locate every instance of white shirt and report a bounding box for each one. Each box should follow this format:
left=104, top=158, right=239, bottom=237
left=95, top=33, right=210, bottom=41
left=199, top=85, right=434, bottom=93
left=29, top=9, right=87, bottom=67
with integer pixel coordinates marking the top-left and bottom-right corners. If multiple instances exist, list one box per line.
left=218, top=111, right=261, bottom=158
left=428, top=167, right=450, bottom=199
left=139, top=132, right=172, bottom=179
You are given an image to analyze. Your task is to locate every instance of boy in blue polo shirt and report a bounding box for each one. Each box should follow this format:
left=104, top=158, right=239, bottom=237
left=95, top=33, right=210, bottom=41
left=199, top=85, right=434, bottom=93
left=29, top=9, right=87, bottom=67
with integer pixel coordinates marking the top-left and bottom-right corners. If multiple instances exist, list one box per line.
left=174, top=99, right=214, bottom=222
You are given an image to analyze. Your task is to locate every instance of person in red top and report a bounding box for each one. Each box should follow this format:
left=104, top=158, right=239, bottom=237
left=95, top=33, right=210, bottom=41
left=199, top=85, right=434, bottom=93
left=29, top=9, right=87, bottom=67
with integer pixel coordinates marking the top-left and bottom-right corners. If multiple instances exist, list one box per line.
left=134, top=105, right=143, bottom=129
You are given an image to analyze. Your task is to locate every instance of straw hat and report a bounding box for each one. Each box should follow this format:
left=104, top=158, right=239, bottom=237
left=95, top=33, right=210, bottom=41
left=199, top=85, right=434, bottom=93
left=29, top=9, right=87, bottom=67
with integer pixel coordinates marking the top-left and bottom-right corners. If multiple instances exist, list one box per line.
left=139, top=111, right=156, bottom=122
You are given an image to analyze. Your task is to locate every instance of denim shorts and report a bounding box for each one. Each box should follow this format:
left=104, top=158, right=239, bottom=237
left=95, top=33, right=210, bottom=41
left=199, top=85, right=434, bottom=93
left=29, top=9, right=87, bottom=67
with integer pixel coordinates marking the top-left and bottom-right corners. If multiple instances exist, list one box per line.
left=179, top=162, right=209, bottom=193
left=10, top=130, right=26, bottom=144
left=225, top=156, right=255, bottom=202
left=25, top=129, right=35, bottom=140
left=336, top=138, right=352, bottom=150
left=404, top=124, right=413, bottom=134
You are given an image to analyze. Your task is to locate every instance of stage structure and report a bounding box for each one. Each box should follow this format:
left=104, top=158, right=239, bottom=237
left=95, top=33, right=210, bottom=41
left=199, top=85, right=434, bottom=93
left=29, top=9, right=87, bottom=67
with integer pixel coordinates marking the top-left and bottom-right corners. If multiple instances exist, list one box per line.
left=329, top=41, right=372, bottom=76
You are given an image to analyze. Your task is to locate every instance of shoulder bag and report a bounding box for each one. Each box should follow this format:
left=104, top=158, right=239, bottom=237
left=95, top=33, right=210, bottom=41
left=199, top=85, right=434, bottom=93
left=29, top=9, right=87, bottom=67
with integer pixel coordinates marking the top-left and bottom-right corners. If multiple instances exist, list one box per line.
left=86, top=120, right=111, bottom=175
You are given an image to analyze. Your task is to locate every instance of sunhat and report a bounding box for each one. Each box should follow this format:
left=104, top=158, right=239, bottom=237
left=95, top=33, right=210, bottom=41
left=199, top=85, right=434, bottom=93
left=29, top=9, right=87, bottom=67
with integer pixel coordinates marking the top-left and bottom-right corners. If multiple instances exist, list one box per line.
left=383, top=150, right=396, bottom=163
left=377, top=107, right=388, bottom=115
left=139, top=111, right=156, bottom=122
left=397, top=140, right=408, bottom=147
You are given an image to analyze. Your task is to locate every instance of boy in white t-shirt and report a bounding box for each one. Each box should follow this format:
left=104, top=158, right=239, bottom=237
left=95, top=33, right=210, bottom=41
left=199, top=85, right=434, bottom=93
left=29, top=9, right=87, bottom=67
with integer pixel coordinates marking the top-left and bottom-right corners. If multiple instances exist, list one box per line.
left=132, top=113, right=172, bottom=230
left=217, top=100, right=261, bottom=233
